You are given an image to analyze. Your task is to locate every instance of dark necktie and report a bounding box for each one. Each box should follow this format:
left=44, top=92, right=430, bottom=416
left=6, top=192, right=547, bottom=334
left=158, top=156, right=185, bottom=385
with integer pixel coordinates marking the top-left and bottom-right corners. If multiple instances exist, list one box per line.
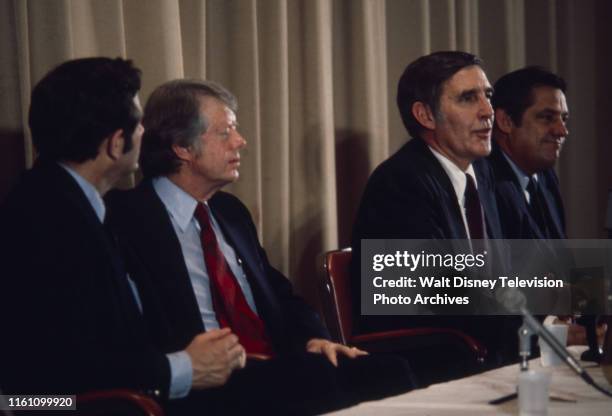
left=194, top=203, right=275, bottom=356
left=464, top=173, right=486, bottom=240
left=527, top=177, right=550, bottom=238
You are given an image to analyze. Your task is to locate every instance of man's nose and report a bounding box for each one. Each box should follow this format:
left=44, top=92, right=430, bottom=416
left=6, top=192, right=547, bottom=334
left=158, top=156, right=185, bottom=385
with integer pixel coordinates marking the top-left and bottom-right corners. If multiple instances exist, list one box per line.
left=233, top=131, right=247, bottom=149
left=479, top=96, right=494, bottom=119
left=552, top=119, right=569, bottom=137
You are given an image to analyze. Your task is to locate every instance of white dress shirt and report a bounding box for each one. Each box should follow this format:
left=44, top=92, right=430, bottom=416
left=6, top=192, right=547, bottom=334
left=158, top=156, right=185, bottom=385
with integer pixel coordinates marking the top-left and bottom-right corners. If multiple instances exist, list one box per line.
left=428, top=147, right=479, bottom=239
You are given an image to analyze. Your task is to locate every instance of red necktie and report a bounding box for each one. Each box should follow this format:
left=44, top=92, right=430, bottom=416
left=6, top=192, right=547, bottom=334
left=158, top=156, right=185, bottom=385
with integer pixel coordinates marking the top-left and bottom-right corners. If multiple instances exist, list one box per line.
left=194, top=203, right=275, bottom=356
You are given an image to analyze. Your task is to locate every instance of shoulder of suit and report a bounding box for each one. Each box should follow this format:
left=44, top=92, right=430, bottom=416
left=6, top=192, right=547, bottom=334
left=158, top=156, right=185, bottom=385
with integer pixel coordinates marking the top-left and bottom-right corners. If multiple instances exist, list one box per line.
left=370, top=139, right=431, bottom=180
left=540, top=168, right=560, bottom=185
left=209, top=190, right=248, bottom=211
left=104, top=180, right=157, bottom=225
left=473, top=158, right=497, bottom=190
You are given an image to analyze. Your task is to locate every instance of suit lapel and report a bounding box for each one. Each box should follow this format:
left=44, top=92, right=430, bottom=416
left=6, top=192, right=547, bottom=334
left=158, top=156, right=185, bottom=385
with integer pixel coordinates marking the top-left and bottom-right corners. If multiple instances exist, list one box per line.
left=489, top=145, right=547, bottom=239
left=474, top=160, right=502, bottom=239
left=537, top=172, right=566, bottom=238
left=414, top=139, right=468, bottom=238
left=132, top=181, right=205, bottom=333
left=46, top=162, right=141, bottom=319
left=208, top=196, right=282, bottom=315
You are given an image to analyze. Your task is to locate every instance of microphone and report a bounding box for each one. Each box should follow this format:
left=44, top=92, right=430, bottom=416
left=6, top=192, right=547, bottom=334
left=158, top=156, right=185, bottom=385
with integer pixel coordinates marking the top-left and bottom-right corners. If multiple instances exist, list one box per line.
left=520, top=307, right=612, bottom=397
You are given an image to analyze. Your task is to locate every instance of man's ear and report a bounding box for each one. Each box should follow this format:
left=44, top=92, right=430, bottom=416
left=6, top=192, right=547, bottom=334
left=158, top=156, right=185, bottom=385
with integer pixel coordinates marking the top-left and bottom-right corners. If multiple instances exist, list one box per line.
left=172, top=144, right=192, bottom=164
left=412, top=101, right=436, bottom=130
left=494, top=108, right=515, bottom=135
left=105, top=129, right=125, bottom=160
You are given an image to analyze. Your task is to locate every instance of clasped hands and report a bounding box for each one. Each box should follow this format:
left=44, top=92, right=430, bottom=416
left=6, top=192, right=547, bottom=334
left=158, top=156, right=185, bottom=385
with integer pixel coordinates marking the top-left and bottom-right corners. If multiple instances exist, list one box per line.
left=185, top=329, right=368, bottom=390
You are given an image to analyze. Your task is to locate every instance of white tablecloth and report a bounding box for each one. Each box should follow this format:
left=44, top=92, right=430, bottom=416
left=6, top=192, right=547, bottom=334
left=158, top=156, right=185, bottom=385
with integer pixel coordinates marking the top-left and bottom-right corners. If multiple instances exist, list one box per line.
left=327, top=347, right=612, bottom=415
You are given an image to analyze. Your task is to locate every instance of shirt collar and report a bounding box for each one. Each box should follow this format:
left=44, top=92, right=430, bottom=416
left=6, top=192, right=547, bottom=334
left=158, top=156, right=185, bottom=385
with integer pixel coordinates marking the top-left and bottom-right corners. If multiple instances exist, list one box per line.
left=501, top=150, right=536, bottom=191
left=428, top=146, right=477, bottom=202
left=153, top=176, right=202, bottom=232
left=59, top=163, right=106, bottom=222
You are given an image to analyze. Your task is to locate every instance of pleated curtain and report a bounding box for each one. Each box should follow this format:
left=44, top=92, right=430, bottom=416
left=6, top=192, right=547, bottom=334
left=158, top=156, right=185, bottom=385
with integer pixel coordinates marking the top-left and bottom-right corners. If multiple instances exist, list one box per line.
left=1, top=0, right=611, bottom=306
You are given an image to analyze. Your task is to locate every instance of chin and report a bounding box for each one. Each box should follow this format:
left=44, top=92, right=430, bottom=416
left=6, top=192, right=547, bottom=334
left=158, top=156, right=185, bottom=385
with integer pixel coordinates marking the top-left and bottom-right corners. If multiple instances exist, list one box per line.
left=471, top=146, right=491, bottom=158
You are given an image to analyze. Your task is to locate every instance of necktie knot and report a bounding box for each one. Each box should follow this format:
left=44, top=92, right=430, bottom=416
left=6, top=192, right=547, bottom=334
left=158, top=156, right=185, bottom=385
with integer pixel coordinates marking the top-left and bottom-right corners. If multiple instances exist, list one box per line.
left=527, top=177, right=539, bottom=203
left=194, top=203, right=212, bottom=231
left=464, top=173, right=478, bottom=201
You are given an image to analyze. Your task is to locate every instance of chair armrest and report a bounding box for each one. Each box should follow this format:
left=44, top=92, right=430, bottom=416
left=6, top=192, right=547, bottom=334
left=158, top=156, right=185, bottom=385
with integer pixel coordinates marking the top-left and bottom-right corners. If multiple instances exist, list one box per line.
left=351, top=328, right=487, bottom=363
left=247, top=353, right=272, bottom=361
left=77, top=389, right=164, bottom=416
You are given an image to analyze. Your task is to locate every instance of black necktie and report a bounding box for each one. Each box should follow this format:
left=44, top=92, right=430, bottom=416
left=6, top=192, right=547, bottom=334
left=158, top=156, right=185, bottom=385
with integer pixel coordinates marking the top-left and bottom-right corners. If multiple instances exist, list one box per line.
left=527, top=177, right=550, bottom=238
left=464, top=173, right=485, bottom=240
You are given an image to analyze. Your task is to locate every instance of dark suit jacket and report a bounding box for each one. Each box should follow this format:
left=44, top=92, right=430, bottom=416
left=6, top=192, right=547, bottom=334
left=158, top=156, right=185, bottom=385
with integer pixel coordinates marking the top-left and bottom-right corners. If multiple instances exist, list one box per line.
left=105, top=180, right=329, bottom=356
left=352, top=138, right=502, bottom=242
left=0, top=161, right=169, bottom=395
left=487, top=142, right=566, bottom=239
left=349, top=138, right=518, bottom=359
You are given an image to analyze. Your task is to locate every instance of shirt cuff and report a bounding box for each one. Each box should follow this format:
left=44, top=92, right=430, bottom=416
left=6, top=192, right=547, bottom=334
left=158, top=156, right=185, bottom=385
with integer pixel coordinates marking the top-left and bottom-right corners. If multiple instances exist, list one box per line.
left=166, top=351, right=193, bottom=399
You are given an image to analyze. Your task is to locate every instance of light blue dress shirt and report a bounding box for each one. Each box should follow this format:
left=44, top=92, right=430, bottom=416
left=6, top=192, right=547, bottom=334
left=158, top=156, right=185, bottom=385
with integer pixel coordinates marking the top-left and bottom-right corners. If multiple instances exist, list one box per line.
left=59, top=164, right=192, bottom=399
left=152, top=176, right=260, bottom=331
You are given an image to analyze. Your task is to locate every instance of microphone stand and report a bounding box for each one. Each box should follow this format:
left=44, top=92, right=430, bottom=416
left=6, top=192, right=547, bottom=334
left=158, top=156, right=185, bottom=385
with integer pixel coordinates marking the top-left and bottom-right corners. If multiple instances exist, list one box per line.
left=490, top=308, right=612, bottom=405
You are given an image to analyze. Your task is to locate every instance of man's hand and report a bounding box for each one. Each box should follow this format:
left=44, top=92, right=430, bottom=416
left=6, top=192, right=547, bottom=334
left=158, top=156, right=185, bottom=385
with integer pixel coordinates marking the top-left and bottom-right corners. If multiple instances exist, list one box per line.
left=553, top=317, right=608, bottom=346
left=305, top=338, right=368, bottom=367
left=185, top=328, right=246, bottom=389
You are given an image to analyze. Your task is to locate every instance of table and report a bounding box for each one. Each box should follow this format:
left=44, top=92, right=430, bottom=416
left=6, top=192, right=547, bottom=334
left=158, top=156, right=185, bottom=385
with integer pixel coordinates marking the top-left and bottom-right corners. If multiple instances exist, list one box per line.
left=327, top=347, right=612, bottom=415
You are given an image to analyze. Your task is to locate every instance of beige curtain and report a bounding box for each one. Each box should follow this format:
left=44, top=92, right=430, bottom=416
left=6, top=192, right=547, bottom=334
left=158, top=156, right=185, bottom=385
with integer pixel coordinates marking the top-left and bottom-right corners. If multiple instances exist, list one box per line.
left=1, top=0, right=611, bottom=306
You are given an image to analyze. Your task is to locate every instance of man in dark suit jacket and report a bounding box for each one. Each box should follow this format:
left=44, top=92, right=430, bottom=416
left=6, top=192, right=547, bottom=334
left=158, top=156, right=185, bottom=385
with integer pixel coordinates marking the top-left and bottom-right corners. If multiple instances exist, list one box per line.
left=489, top=66, right=568, bottom=240
left=487, top=67, right=596, bottom=346
left=0, top=58, right=245, bottom=405
left=351, top=52, right=520, bottom=379
left=106, top=79, right=414, bottom=415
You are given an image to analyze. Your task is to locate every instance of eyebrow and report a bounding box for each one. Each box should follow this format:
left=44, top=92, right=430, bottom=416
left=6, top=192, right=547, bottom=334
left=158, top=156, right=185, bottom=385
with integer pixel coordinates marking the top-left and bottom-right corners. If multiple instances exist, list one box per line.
left=456, top=86, right=493, bottom=99
left=536, top=108, right=569, bottom=116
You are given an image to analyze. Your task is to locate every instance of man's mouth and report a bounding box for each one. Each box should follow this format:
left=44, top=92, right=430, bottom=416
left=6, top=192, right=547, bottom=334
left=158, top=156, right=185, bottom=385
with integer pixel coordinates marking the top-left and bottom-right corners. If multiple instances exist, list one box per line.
left=473, top=128, right=492, bottom=138
left=542, top=138, right=564, bottom=148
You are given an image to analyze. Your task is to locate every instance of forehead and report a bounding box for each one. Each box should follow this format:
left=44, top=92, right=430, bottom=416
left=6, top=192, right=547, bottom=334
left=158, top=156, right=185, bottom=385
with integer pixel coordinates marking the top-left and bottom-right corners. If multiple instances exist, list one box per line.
left=527, top=86, right=568, bottom=112
left=442, top=65, right=491, bottom=95
left=199, top=97, right=236, bottom=124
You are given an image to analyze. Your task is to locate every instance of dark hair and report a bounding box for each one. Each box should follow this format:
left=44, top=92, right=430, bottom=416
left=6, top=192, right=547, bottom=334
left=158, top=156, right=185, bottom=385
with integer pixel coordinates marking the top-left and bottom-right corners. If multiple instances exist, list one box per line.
left=140, top=79, right=237, bottom=178
left=28, top=57, right=141, bottom=162
left=492, top=66, right=567, bottom=126
left=397, top=51, right=483, bottom=138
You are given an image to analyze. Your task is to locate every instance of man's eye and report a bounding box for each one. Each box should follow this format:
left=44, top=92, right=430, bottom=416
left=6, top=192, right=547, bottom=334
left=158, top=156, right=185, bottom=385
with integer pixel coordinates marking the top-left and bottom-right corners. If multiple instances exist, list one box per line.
left=538, top=114, right=555, bottom=123
left=459, top=94, right=476, bottom=102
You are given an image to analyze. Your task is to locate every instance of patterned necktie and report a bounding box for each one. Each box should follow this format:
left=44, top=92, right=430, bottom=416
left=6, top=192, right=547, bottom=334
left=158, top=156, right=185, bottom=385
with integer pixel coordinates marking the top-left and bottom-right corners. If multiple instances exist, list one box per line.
left=194, top=203, right=275, bottom=356
left=464, top=173, right=486, bottom=240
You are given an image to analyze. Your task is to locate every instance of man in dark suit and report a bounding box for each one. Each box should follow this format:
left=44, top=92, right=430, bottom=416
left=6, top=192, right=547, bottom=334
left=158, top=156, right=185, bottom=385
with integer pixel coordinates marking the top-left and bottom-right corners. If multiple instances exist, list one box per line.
left=350, top=51, right=519, bottom=380
left=489, top=66, right=568, bottom=240
left=106, top=79, right=414, bottom=415
left=0, top=58, right=245, bottom=405
left=487, top=67, right=597, bottom=346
